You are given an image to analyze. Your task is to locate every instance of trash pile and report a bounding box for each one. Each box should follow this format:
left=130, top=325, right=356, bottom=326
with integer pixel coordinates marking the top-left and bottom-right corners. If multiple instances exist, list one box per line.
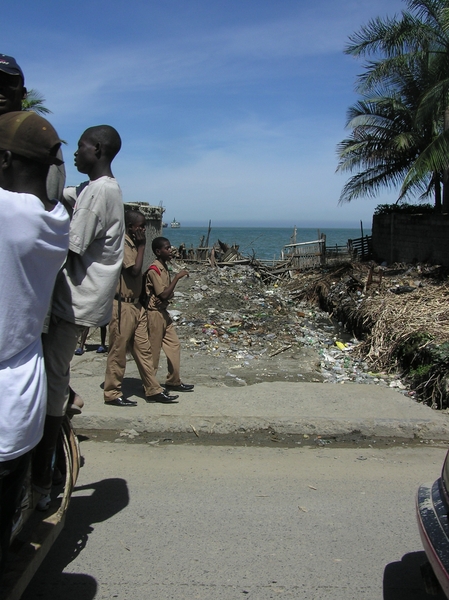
left=284, top=261, right=449, bottom=406
left=169, top=264, right=402, bottom=390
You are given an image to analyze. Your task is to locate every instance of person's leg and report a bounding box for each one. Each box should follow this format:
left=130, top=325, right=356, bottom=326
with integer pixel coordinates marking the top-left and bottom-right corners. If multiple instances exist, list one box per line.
left=104, top=303, right=135, bottom=402
left=161, top=319, right=181, bottom=386
left=0, top=452, right=31, bottom=579
left=67, top=386, right=84, bottom=415
left=31, top=415, right=63, bottom=507
left=146, top=310, right=165, bottom=374
left=97, top=325, right=108, bottom=353
left=132, top=309, right=163, bottom=397
left=74, top=327, right=89, bottom=355
left=33, top=317, right=81, bottom=505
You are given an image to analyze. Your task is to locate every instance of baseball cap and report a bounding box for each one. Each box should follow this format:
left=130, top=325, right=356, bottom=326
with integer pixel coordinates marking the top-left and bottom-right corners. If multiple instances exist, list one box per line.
left=0, top=54, right=24, bottom=82
left=0, top=111, right=63, bottom=166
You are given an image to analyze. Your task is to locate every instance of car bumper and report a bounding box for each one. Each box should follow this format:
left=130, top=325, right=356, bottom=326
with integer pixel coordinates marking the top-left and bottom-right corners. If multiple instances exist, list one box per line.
left=417, top=479, right=449, bottom=598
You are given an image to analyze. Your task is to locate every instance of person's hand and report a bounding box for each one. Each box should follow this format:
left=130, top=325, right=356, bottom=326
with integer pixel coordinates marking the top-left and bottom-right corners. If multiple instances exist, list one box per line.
left=134, top=229, right=146, bottom=246
left=177, top=269, right=189, bottom=279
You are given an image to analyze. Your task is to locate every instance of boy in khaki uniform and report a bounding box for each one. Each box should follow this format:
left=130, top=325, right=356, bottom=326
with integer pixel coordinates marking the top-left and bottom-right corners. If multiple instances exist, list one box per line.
left=144, top=237, right=194, bottom=392
left=104, top=212, right=179, bottom=406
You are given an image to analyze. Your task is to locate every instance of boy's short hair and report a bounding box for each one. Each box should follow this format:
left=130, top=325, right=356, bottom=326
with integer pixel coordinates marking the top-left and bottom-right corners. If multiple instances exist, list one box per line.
left=83, top=125, right=121, bottom=160
left=125, top=209, right=145, bottom=228
left=152, top=236, right=170, bottom=254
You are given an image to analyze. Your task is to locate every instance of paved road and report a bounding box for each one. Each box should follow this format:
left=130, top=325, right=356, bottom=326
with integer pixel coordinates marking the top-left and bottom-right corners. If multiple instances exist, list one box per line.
left=23, top=440, right=448, bottom=600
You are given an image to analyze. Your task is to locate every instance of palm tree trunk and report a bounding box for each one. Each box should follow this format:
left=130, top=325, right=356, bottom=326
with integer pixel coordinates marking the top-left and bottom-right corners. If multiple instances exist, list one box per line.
left=435, top=172, right=442, bottom=212
left=442, top=108, right=449, bottom=212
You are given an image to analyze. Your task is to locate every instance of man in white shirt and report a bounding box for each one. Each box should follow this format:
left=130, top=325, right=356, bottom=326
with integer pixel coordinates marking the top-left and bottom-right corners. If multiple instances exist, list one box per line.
left=33, top=125, right=125, bottom=509
left=0, top=111, right=69, bottom=578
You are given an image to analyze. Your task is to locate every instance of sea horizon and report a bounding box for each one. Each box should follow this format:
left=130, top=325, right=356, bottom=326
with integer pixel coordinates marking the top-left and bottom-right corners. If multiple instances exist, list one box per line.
left=165, top=226, right=371, bottom=261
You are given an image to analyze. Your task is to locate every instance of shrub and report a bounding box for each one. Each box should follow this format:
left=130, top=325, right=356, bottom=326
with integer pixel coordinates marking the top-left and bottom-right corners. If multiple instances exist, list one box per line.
left=374, top=203, right=434, bottom=215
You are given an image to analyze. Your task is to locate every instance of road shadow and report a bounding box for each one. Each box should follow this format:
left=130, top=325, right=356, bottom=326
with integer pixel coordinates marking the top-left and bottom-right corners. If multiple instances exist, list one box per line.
left=21, top=476, right=129, bottom=600
left=383, top=551, right=446, bottom=599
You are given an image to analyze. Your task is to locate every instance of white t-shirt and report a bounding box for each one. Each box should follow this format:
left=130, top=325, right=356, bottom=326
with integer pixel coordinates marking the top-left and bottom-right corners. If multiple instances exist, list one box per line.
left=52, top=176, right=125, bottom=327
left=0, top=190, right=69, bottom=461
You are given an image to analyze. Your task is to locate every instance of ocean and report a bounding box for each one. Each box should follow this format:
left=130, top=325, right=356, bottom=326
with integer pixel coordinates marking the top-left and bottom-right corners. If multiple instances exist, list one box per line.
left=165, top=227, right=371, bottom=261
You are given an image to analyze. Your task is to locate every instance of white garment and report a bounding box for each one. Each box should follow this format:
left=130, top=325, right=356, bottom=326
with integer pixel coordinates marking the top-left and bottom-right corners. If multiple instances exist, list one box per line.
left=52, top=176, right=125, bottom=327
left=0, top=190, right=69, bottom=460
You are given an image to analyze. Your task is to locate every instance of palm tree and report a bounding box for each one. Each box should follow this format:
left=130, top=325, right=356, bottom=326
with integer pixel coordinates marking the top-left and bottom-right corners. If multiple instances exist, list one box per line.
left=21, top=89, right=52, bottom=115
left=339, top=0, right=449, bottom=210
left=337, top=53, right=443, bottom=208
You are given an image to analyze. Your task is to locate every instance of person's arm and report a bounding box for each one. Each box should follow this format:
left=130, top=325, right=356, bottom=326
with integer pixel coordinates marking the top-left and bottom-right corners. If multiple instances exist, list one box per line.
left=129, top=229, right=146, bottom=277
left=157, top=269, right=189, bottom=301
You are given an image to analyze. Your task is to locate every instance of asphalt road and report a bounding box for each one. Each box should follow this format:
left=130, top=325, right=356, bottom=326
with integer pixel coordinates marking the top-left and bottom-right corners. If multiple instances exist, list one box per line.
left=23, top=440, right=448, bottom=600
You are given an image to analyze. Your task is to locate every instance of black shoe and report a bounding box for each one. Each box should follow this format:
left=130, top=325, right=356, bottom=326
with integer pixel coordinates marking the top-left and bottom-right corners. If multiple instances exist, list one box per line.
left=105, top=397, right=137, bottom=407
left=146, top=391, right=179, bottom=404
left=165, top=383, right=194, bottom=392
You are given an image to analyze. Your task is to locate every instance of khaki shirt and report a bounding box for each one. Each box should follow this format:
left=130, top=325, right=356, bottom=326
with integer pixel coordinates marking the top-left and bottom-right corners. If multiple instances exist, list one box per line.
left=145, top=259, right=171, bottom=311
left=116, top=235, right=142, bottom=299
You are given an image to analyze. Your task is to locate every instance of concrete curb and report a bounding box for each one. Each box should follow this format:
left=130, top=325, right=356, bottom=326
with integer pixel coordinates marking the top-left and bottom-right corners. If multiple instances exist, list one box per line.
left=69, top=379, right=449, bottom=441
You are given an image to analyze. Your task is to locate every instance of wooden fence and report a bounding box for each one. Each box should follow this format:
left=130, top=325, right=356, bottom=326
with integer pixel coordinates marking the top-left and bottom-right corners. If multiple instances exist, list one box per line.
left=282, top=238, right=325, bottom=269
left=348, top=235, right=373, bottom=260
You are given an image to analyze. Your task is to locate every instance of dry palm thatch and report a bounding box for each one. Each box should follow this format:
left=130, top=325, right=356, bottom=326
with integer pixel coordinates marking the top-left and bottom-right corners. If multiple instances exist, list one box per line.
left=354, top=284, right=449, bottom=370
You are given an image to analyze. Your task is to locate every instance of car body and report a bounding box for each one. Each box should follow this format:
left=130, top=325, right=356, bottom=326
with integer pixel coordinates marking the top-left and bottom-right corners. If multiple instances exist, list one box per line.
left=417, top=450, right=449, bottom=597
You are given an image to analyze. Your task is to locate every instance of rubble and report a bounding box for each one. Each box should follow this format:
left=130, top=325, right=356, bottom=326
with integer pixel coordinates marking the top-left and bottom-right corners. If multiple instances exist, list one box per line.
left=165, top=263, right=400, bottom=390
left=82, top=259, right=441, bottom=400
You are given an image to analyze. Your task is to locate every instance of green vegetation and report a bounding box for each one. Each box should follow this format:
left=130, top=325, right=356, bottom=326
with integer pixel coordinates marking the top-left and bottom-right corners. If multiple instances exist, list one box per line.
left=374, top=202, right=434, bottom=214
left=337, top=0, right=449, bottom=212
left=396, top=335, right=449, bottom=408
left=22, top=89, right=51, bottom=115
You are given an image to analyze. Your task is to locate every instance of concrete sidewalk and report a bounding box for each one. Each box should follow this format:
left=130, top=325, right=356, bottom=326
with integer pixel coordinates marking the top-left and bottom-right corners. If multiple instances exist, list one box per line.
left=70, top=372, right=449, bottom=441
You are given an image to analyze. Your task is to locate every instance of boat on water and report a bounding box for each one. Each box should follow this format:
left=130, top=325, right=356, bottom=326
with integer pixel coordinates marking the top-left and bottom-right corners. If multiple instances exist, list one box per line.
left=162, top=222, right=168, bottom=228
left=170, top=218, right=180, bottom=228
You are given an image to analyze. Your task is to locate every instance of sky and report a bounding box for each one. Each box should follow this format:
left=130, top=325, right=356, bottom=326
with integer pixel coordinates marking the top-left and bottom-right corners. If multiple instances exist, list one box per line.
left=2, top=0, right=408, bottom=228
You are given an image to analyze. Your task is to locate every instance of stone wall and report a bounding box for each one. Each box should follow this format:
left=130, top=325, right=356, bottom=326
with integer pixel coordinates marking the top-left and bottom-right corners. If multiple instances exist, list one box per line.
left=372, top=213, right=449, bottom=265
left=124, top=201, right=164, bottom=267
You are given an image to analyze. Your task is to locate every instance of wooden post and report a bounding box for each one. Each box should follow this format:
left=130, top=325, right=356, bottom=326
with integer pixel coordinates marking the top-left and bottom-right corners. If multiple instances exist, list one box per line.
left=320, top=233, right=326, bottom=266
left=205, top=220, right=212, bottom=248
left=360, top=220, right=365, bottom=259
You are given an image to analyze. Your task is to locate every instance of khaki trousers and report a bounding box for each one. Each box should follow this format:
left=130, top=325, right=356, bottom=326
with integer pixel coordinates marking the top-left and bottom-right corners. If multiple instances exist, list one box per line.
left=146, top=309, right=181, bottom=386
left=104, top=301, right=162, bottom=401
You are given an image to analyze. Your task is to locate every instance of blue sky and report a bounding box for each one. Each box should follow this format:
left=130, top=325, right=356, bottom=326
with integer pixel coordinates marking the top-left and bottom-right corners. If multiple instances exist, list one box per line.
left=3, top=0, right=406, bottom=227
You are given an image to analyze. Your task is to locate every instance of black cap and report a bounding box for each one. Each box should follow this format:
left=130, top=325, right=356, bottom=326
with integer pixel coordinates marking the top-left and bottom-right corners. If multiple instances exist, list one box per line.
left=0, top=55, right=24, bottom=83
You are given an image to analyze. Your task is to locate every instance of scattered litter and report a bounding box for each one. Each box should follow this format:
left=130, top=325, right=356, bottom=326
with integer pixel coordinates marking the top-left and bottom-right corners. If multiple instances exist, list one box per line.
left=269, top=344, right=292, bottom=358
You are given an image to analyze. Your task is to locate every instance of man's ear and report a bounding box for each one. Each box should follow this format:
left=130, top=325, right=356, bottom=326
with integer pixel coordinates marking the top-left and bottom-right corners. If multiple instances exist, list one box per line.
left=22, top=86, right=28, bottom=100
left=0, top=150, right=12, bottom=170
left=94, top=142, right=101, bottom=158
